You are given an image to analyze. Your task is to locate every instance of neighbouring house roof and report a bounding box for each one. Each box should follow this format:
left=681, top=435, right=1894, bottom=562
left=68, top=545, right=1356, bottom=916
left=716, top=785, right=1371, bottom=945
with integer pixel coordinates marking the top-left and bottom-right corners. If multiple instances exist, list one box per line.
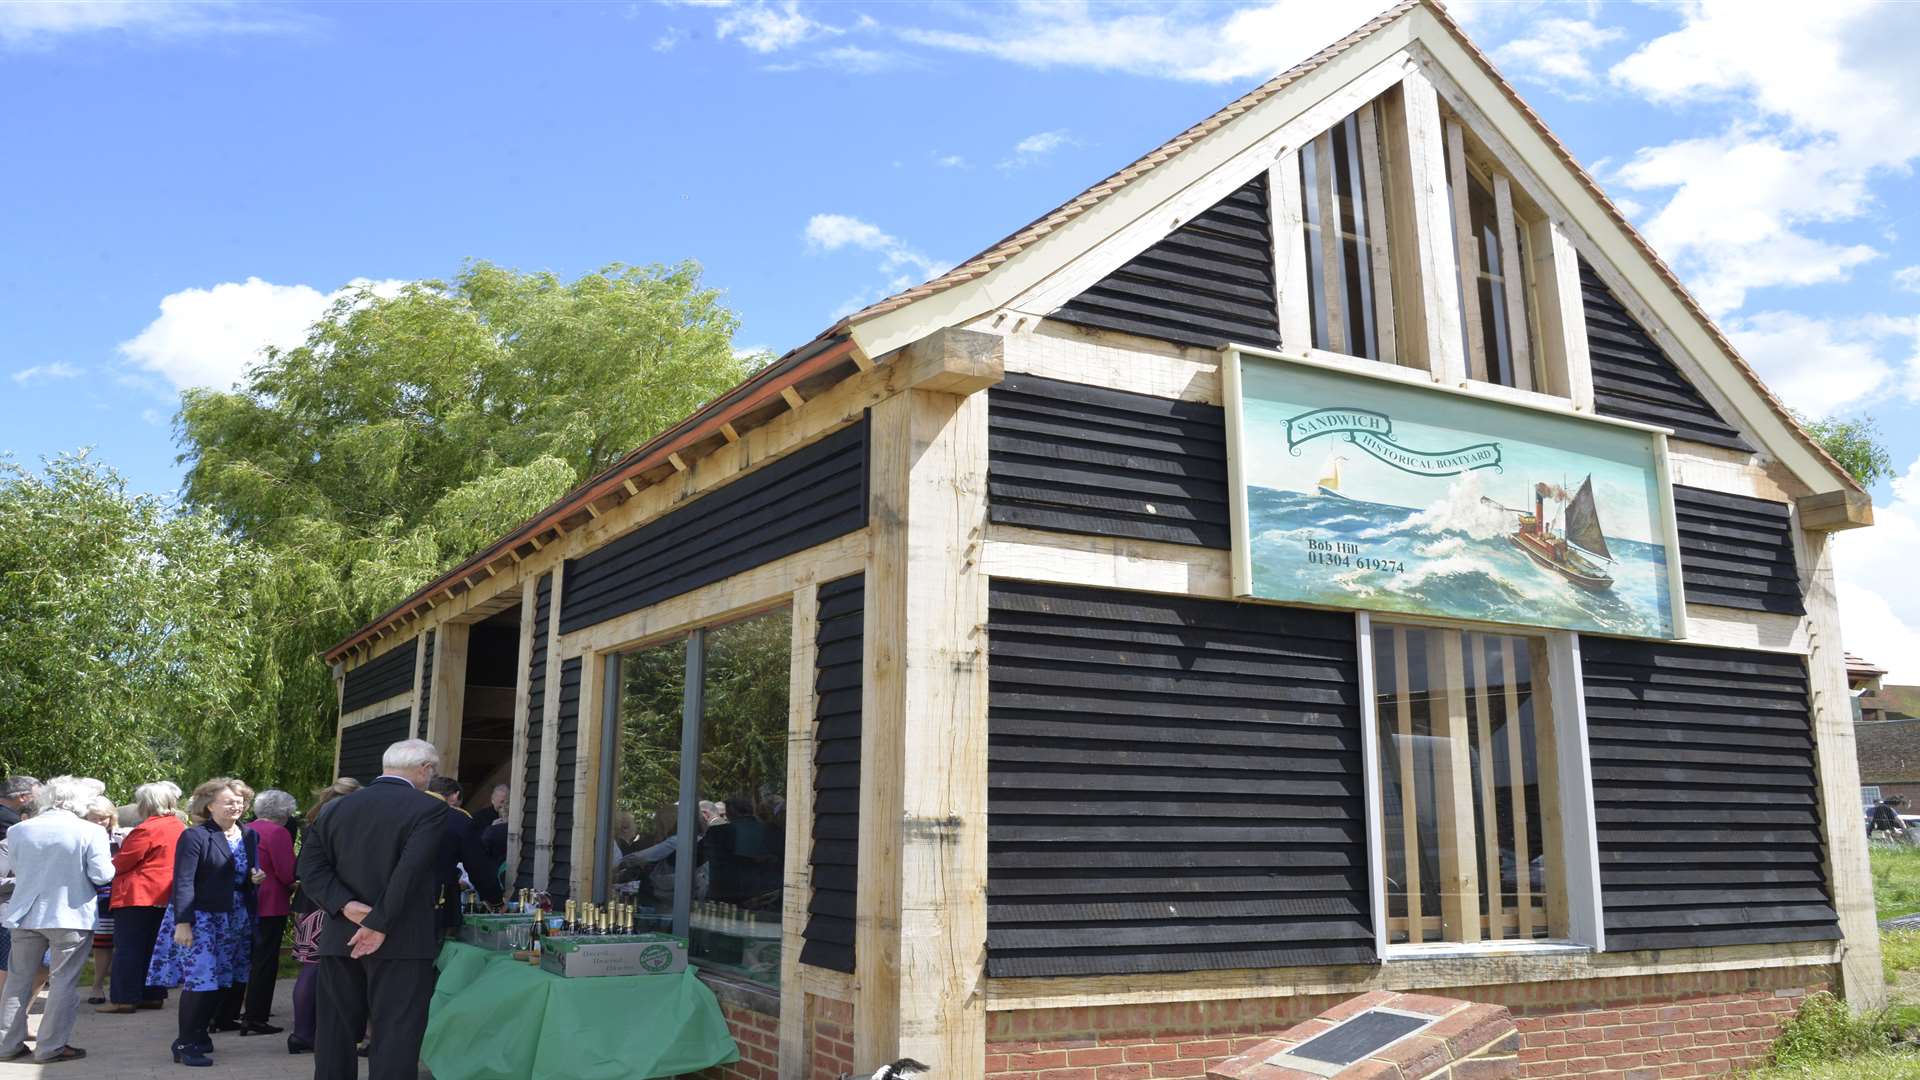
left=1848, top=653, right=1889, bottom=679
left=1856, top=717, right=1920, bottom=784
left=326, top=0, right=1860, bottom=664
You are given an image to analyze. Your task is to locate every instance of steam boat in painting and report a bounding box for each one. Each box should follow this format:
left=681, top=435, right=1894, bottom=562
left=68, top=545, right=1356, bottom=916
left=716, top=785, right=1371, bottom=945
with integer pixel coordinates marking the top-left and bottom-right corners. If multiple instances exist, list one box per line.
left=1506, top=475, right=1614, bottom=592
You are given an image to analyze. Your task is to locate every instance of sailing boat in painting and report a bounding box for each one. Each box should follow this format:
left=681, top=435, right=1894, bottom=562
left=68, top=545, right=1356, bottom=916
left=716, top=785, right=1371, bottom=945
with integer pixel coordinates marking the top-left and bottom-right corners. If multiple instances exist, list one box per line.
left=1502, top=475, right=1614, bottom=591
left=1317, top=454, right=1349, bottom=500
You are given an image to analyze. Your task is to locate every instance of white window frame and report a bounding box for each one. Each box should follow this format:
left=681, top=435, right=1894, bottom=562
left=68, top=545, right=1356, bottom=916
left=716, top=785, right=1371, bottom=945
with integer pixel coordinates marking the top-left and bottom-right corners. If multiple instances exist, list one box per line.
left=1355, top=611, right=1605, bottom=960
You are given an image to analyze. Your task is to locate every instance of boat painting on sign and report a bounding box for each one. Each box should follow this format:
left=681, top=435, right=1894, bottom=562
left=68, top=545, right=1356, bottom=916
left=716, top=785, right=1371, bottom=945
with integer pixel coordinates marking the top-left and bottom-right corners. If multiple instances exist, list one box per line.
left=1226, top=351, right=1681, bottom=639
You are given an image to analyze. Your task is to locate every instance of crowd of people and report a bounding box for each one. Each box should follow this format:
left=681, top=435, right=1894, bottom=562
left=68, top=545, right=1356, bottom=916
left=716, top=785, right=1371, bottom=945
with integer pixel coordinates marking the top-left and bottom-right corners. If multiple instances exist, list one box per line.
left=0, top=739, right=508, bottom=1078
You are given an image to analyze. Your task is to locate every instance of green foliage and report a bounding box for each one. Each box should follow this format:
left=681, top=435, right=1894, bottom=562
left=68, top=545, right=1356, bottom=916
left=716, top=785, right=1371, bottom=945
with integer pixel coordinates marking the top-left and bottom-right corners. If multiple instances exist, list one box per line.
left=1884, top=930, right=1920, bottom=985
left=0, top=452, right=262, bottom=795
left=1872, top=847, right=1920, bottom=922
left=1794, top=411, right=1896, bottom=487
left=176, top=261, right=751, bottom=795
left=1767, top=992, right=1908, bottom=1069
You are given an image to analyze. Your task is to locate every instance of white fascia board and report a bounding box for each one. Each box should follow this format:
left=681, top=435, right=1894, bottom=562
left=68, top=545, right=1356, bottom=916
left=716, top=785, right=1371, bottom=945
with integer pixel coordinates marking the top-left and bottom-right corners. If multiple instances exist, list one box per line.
left=846, top=11, right=1420, bottom=362
left=1405, top=7, right=1848, bottom=496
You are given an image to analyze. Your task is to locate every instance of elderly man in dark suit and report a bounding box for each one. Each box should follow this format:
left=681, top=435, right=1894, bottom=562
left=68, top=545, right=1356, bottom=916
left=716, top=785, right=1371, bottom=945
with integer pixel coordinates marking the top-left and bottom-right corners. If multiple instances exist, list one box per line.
left=296, top=740, right=446, bottom=1080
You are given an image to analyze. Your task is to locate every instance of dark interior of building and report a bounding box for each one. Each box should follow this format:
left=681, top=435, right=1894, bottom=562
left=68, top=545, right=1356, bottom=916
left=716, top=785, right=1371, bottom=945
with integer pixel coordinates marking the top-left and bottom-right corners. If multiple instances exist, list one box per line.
left=457, top=606, right=522, bottom=802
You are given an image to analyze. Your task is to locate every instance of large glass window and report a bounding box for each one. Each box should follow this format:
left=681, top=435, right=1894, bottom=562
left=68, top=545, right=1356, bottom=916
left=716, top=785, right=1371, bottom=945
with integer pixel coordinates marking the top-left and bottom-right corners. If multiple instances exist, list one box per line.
left=1299, top=101, right=1398, bottom=363
left=1373, top=624, right=1559, bottom=946
left=1443, top=120, right=1542, bottom=392
left=607, top=607, right=791, bottom=988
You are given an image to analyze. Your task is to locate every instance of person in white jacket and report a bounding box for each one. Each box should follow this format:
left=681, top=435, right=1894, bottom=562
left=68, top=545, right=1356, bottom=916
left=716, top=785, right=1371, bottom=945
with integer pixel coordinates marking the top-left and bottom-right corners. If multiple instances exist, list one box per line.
left=0, top=775, right=115, bottom=1064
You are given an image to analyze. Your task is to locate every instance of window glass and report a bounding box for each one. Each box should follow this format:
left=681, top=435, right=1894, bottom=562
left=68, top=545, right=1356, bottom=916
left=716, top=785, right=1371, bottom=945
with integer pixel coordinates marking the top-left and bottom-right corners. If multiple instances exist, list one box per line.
left=610, top=637, right=688, bottom=931
left=1374, top=625, right=1553, bottom=945
left=1300, top=105, right=1395, bottom=362
left=1443, top=122, right=1539, bottom=391
left=690, top=609, right=791, bottom=984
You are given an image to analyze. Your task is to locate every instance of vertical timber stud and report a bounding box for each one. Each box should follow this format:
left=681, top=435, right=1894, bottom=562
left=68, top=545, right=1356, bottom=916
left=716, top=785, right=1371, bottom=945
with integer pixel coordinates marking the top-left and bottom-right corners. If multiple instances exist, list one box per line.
left=434, top=623, right=471, bottom=777
left=534, top=562, right=566, bottom=891
left=505, top=578, right=537, bottom=888
left=410, top=636, right=430, bottom=740
left=1799, top=525, right=1886, bottom=1007
left=570, top=649, right=602, bottom=904
left=780, top=584, right=822, bottom=1080
left=1393, top=68, right=1468, bottom=384
left=331, top=662, right=347, bottom=779
left=857, top=328, right=1001, bottom=1078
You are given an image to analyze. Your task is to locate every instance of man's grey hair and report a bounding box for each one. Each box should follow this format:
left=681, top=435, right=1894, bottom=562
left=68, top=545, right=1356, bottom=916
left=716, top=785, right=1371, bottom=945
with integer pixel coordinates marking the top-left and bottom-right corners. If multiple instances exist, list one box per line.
left=382, top=738, right=441, bottom=773
left=253, top=789, right=298, bottom=823
left=134, top=782, right=181, bottom=819
left=36, top=776, right=95, bottom=816
left=3, top=776, right=39, bottom=799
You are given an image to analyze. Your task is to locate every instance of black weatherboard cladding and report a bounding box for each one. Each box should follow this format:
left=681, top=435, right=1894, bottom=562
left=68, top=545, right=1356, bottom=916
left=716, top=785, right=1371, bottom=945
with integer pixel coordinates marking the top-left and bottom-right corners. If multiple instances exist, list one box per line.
left=1672, top=485, right=1804, bottom=616
left=985, top=581, right=1372, bottom=978
left=548, top=656, right=582, bottom=901
left=1581, top=637, right=1838, bottom=950
left=559, top=420, right=870, bottom=635
left=1051, top=173, right=1282, bottom=351
left=338, top=710, right=410, bottom=786
left=415, top=630, right=435, bottom=738
left=988, top=375, right=1231, bottom=549
left=517, top=573, right=551, bottom=891
left=1581, top=260, right=1751, bottom=451
left=341, top=637, right=417, bottom=713
left=801, top=573, right=863, bottom=973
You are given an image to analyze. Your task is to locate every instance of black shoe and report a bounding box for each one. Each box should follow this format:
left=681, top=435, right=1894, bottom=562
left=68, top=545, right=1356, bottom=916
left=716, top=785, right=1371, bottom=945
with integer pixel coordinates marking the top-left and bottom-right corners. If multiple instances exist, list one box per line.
left=209, top=1020, right=242, bottom=1034
left=86, top=996, right=105, bottom=1005
left=171, top=1041, right=212, bottom=1067
left=239, top=1021, right=283, bottom=1036
left=1, top=1046, right=29, bottom=1061
left=40, top=1046, right=87, bottom=1063
left=136, top=1000, right=165, bottom=1010
left=287, top=1037, right=313, bottom=1055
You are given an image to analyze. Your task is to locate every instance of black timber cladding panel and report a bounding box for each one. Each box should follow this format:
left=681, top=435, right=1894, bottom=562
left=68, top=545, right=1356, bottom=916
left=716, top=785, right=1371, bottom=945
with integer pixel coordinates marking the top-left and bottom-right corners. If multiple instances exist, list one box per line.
left=986, top=580, right=1372, bottom=978
left=1051, top=173, right=1281, bottom=352
left=1581, top=637, right=1838, bottom=950
left=517, top=573, right=551, bottom=890
left=342, top=637, right=417, bottom=713
left=415, top=630, right=435, bottom=738
left=988, top=375, right=1230, bottom=549
left=548, top=656, right=583, bottom=901
left=1673, top=485, right=1803, bottom=616
left=338, top=710, right=410, bottom=787
left=1582, top=260, right=1751, bottom=451
left=559, top=420, right=869, bottom=635
left=801, top=573, right=862, bottom=973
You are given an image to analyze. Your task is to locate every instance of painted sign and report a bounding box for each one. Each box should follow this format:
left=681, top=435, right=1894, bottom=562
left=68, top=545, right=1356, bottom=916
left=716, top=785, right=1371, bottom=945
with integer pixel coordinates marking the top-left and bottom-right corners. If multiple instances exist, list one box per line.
left=1227, top=350, right=1683, bottom=639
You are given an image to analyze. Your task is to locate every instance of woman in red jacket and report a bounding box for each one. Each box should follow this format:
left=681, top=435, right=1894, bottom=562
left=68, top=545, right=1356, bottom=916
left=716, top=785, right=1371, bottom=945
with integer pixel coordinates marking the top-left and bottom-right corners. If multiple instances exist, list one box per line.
left=97, top=782, right=186, bottom=1014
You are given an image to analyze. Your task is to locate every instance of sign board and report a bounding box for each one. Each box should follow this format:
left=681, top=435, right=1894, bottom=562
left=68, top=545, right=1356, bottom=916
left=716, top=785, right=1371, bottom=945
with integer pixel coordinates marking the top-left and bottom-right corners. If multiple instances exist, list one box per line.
left=1225, top=349, right=1684, bottom=640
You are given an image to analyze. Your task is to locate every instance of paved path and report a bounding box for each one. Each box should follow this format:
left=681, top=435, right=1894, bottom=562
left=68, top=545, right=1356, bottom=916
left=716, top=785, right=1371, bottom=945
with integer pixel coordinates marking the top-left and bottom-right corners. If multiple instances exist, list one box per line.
left=0, top=978, right=317, bottom=1080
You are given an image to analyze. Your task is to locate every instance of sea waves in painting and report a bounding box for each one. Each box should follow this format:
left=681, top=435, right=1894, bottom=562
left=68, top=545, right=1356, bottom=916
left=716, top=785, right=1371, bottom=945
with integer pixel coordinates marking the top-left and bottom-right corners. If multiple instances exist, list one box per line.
left=1247, top=482, right=1673, bottom=638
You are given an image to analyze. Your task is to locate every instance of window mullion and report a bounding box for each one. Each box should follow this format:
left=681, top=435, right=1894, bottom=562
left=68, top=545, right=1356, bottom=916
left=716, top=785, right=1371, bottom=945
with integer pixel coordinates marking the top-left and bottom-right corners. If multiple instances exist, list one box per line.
left=1444, top=119, right=1487, bottom=383
left=1313, top=130, right=1348, bottom=356
left=672, top=627, right=706, bottom=939
left=1503, top=636, right=1535, bottom=938
left=1430, top=629, right=1481, bottom=943
left=1493, top=174, right=1535, bottom=392
left=1356, top=102, right=1398, bottom=365
left=1469, top=634, right=1504, bottom=940
left=1393, top=626, right=1423, bottom=944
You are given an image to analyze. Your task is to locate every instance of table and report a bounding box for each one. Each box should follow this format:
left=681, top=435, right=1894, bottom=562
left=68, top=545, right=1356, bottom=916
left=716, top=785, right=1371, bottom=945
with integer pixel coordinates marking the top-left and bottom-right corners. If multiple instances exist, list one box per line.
left=422, top=941, right=740, bottom=1079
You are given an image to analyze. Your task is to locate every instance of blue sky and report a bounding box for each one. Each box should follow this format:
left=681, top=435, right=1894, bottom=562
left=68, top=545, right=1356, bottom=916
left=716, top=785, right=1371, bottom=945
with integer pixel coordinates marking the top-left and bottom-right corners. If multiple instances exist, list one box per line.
left=4, top=0, right=1919, bottom=676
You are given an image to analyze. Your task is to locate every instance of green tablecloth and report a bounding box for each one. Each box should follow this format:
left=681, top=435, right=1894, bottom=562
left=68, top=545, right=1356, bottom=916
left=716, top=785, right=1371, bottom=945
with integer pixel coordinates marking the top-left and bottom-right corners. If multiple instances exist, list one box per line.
left=422, top=941, right=739, bottom=1080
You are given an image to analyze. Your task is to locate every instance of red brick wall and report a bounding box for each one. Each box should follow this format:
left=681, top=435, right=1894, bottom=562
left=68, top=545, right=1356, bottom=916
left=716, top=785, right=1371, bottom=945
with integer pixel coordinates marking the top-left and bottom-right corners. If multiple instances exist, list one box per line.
left=694, top=1000, right=781, bottom=1080
left=811, top=995, right=856, bottom=1080
left=986, top=965, right=1833, bottom=1080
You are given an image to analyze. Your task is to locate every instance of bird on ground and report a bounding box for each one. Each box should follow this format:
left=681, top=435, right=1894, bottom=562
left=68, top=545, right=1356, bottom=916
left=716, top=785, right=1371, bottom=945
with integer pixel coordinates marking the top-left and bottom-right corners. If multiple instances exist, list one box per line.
left=840, top=1058, right=930, bottom=1080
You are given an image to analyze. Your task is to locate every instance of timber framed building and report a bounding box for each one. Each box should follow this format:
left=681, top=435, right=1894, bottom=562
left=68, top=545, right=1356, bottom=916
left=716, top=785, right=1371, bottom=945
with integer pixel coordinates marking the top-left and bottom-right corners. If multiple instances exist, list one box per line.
left=327, top=4, right=1881, bottom=1078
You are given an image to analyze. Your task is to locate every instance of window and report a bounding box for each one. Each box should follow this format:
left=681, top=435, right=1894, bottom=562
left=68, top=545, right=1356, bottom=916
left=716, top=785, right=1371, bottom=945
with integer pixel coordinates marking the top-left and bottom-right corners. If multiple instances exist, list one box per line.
left=1298, top=101, right=1399, bottom=363
left=1443, top=119, right=1543, bottom=392
left=607, top=607, right=792, bottom=989
left=1373, top=624, right=1561, bottom=946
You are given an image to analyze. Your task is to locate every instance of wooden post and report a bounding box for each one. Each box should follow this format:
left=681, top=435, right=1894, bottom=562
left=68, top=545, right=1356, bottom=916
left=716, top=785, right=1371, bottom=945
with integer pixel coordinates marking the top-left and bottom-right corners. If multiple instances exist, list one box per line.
left=1429, top=631, right=1479, bottom=943
left=1530, top=217, right=1593, bottom=409
left=780, top=585, right=822, bottom=1080
left=1799, top=528, right=1887, bottom=1008
left=1444, top=119, right=1487, bottom=383
left=1271, top=154, right=1313, bottom=352
left=1389, top=69, right=1467, bottom=384
left=569, top=649, right=602, bottom=904
left=534, top=563, right=566, bottom=891
left=434, top=623, right=471, bottom=778
left=332, top=662, right=347, bottom=779
left=856, top=328, right=999, bottom=1078
left=505, top=578, right=537, bottom=892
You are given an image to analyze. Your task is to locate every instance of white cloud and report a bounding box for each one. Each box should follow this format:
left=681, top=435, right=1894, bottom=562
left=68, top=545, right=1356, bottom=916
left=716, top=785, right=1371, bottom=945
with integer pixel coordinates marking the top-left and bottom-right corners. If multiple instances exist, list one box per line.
left=1490, top=17, right=1623, bottom=90
left=653, top=27, right=687, bottom=52
left=1609, top=1, right=1920, bottom=315
left=1723, top=311, right=1898, bottom=417
left=896, top=0, right=1397, bottom=85
left=999, top=129, right=1078, bottom=170
left=804, top=213, right=950, bottom=311
left=935, top=153, right=968, bottom=169
left=1838, top=455, right=1920, bottom=682
left=118, top=277, right=407, bottom=393
left=714, top=0, right=836, bottom=53
left=10, top=361, right=82, bottom=385
left=1894, top=266, right=1920, bottom=294
left=0, top=0, right=308, bottom=48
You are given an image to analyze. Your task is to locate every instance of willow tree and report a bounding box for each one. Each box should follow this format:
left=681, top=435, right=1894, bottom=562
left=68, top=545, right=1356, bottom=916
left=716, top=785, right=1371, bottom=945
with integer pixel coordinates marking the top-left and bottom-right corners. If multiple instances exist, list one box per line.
left=176, top=260, right=753, bottom=795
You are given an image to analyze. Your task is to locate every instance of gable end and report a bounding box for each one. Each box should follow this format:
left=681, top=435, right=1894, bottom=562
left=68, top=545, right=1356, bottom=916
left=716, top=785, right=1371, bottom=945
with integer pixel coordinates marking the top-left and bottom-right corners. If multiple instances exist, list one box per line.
left=1580, top=260, right=1751, bottom=452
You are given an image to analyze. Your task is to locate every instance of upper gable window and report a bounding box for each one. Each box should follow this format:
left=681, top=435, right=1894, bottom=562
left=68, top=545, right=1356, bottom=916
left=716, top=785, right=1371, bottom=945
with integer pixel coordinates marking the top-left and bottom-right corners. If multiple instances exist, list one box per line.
left=1296, top=101, right=1400, bottom=364
left=1443, top=118, right=1544, bottom=392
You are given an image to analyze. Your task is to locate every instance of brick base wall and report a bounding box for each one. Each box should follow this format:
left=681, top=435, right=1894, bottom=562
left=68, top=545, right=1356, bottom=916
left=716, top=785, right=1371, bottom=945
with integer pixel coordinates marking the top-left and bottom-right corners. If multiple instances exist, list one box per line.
left=693, top=1000, right=781, bottom=1080
left=810, top=995, right=856, bottom=1080
left=986, top=965, right=1833, bottom=1080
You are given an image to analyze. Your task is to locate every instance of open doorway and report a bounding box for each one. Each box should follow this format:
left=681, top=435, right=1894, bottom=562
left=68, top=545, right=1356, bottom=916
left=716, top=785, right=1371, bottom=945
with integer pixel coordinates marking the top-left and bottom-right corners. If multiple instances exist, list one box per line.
left=453, top=605, right=521, bottom=805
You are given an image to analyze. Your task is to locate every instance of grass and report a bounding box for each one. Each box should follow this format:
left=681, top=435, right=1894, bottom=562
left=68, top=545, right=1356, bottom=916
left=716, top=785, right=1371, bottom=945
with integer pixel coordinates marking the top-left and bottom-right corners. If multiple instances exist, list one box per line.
left=1872, top=846, right=1920, bottom=921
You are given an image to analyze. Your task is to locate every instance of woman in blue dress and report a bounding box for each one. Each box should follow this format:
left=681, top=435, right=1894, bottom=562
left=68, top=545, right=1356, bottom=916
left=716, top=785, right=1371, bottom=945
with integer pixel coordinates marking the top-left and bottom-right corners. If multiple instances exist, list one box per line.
left=147, top=779, right=261, bottom=1068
